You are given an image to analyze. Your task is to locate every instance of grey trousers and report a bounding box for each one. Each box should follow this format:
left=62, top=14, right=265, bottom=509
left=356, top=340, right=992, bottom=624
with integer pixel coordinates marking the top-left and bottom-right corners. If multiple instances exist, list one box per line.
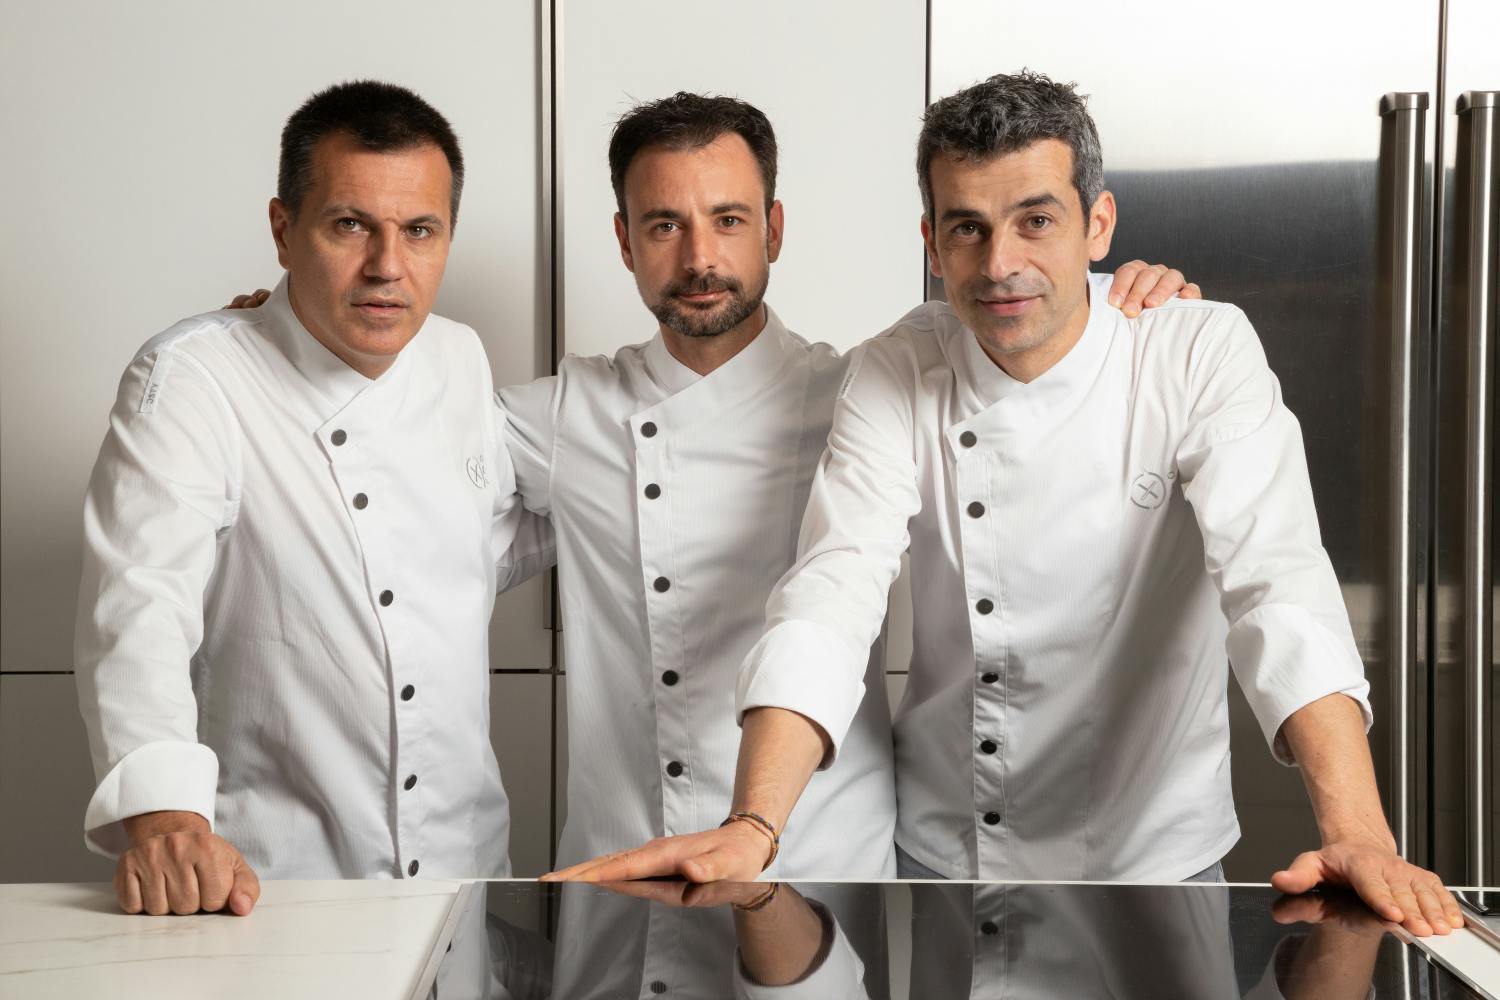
left=895, top=845, right=1226, bottom=883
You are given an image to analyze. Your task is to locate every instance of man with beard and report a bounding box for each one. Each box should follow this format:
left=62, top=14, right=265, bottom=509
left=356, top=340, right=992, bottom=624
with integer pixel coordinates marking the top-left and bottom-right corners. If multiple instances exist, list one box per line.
left=227, top=92, right=1191, bottom=883
left=500, top=91, right=1192, bottom=878
left=543, top=75, right=1465, bottom=940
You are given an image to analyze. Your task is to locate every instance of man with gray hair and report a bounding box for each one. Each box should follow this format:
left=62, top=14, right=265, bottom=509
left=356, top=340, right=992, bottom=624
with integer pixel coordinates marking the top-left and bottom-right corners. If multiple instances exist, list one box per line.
left=548, top=71, right=1463, bottom=939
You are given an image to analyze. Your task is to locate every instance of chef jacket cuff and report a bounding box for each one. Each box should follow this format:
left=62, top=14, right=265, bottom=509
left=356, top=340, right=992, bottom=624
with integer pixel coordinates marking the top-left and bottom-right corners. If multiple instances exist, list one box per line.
left=738, top=620, right=868, bottom=768
left=83, top=740, right=219, bottom=858
left=1227, top=603, right=1373, bottom=765
left=733, top=900, right=865, bottom=999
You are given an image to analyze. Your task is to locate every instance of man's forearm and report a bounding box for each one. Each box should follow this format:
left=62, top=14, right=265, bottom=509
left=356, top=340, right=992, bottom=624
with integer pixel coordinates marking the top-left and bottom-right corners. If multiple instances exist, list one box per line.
left=1279, top=693, right=1395, bottom=850
left=731, top=707, right=830, bottom=831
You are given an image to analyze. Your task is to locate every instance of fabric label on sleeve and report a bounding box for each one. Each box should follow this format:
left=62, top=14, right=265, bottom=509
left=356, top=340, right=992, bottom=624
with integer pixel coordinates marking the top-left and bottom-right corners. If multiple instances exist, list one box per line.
left=139, top=352, right=174, bottom=414
left=837, top=352, right=863, bottom=401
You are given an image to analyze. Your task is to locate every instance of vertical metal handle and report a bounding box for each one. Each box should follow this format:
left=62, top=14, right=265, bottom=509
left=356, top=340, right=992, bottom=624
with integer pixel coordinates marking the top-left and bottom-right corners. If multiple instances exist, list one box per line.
left=1379, top=92, right=1429, bottom=860
left=1459, top=90, right=1499, bottom=888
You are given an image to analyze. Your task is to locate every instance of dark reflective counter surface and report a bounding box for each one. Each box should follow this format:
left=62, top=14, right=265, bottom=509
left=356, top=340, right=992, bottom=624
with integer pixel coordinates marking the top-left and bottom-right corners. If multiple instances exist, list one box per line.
left=424, top=881, right=1498, bottom=999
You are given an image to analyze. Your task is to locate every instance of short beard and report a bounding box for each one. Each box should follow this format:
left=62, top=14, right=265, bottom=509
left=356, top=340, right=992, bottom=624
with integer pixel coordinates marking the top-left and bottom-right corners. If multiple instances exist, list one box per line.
left=649, top=271, right=767, bottom=338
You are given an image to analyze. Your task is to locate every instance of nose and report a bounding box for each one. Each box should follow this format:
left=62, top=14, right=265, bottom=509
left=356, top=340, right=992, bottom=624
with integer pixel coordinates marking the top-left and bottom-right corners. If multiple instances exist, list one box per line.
left=363, top=226, right=404, bottom=283
left=980, top=229, right=1025, bottom=285
left=680, top=223, right=716, bottom=276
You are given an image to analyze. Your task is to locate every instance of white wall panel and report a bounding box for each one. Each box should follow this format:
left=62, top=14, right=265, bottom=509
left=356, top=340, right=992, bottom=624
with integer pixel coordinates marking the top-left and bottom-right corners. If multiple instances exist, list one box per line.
left=560, top=0, right=927, bottom=360
left=0, top=0, right=547, bottom=672
left=886, top=556, right=914, bottom=673
left=0, top=676, right=115, bottom=884
left=554, top=678, right=569, bottom=858
left=930, top=0, right=1436, bottom=170
left=885, top=672, right=909, bottom=722
left=489, top=674, right=555, bottom=878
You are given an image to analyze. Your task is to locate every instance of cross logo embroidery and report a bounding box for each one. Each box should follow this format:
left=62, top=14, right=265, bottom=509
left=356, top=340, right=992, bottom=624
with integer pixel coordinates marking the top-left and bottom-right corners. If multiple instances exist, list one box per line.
left=1130, top=472, right=1166, bottom=510
left=466, top=454, right=489, bottom=489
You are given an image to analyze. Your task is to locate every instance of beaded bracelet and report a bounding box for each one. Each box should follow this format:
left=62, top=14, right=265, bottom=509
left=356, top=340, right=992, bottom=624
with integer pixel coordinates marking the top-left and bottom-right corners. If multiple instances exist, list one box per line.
left=732, top=882, right=780, bottom=912
left=720, top=811, right=781, bottom=871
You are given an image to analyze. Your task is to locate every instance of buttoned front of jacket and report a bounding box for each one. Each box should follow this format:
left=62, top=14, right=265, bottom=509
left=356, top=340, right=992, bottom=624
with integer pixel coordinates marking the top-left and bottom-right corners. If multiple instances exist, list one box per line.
left=76, top=277, right=552, bottom=878
left=501, top=308, right=896, bottom=877
left=908, top=882, right=1240, bottom=998
left=740, top=273, right=1371, bottom=881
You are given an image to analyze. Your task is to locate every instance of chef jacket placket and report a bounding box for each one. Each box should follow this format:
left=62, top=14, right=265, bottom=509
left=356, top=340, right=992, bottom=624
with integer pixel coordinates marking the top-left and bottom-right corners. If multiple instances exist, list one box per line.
left=973, top=884, right=1010, bottom=995
left=638, top=905, right=686, bottom=1000
left=629, top=408, right=696, bottom=840
left=319, top=404, right=425, bottom=879
left=949, top=417, right=1010, bottom=877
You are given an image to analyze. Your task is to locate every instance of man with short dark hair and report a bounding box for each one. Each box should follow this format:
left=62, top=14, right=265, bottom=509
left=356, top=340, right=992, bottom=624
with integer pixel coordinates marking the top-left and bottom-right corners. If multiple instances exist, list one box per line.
left=76, top=80, right=550, bottom=915
left=500, top=90, right=1191, bottom=880
left=548, top=72, right=1464, bottom=939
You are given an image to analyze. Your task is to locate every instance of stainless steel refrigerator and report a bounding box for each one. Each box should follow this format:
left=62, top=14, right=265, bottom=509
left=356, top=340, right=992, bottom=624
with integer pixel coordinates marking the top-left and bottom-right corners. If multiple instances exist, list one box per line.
left=928, top=0, right=1498, bottom=885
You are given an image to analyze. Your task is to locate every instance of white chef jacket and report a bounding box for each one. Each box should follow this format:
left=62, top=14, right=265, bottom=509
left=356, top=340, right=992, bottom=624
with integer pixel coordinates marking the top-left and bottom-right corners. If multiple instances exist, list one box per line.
left=908, top=882, right=1239, bottom=998
left=75, top=276, right=552, bottom=878
left=739, top=272, right=1372, bottom=881
left=499, top=307, right=897, bottom=877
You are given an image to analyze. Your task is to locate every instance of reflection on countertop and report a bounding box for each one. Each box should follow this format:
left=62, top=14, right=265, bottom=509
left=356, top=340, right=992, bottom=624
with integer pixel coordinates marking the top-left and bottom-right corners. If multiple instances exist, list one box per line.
left=440, top=880, right=1498, bottom=1000
left=1, top=880, right=1495, bottom=999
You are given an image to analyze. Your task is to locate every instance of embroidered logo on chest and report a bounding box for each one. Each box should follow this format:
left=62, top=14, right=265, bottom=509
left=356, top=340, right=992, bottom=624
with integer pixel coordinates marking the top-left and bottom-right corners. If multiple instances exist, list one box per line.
left=466, top=454, right=489, bottom=489
left=1130, top=472, right=1167, bottom=510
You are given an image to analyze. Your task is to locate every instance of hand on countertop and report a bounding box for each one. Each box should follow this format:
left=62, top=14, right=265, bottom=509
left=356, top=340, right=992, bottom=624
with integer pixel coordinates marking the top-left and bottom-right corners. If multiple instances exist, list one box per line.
left=115, top=810, right=260, bottom=916
left=1270, top=837, right=1463, bottom=938
left=540, top=820, right=771, bottom=883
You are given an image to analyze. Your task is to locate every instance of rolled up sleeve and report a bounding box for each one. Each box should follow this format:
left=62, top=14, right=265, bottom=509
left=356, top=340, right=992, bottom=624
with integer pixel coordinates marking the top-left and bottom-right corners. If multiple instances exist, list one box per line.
left=1176, top=309, right=1371, bottom=764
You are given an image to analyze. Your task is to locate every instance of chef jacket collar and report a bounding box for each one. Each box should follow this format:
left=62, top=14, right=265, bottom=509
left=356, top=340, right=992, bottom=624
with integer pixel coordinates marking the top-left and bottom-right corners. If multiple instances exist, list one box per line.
left=955, top=274, right=1117, bottom=416
left=640, top=304, right=799, bottom=409
left=262, top=273, right=410, bottom=413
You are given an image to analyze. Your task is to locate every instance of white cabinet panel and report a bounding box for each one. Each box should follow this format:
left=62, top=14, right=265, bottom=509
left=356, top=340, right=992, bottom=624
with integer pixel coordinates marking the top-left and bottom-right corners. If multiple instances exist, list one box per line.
left=490, top=576, right=553, bottom=673
left=0, top=675, right=115, bottom=883
left=885, top=672, right=909, bottom=723
left=885, top=554, right=914, bottom=673
left=490, top=673, right=556, bottom=878
left=560, top=0, right=926, bottom=360
left=930, top=0, right=1435, bottom=171
left=0, top=0, right=543, bottom=671
left=554, top=679, right=569, bottom=854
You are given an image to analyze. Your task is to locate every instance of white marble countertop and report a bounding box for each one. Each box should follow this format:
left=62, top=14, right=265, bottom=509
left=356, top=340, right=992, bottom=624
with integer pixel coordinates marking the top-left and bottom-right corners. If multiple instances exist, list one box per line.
left=0, top=880, right=463, bottom=1000
left=4, top=879, right=1498, bottom=999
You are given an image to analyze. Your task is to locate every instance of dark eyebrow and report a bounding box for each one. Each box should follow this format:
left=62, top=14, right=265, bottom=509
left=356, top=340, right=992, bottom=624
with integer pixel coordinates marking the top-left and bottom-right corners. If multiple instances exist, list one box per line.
left=710, top=202, right=753, bottom=216
left=1010, top=193, right=1066, bottom=213
left=939, top=207, right=985, bottom=223
left=639, top=208, right=683, bottom=223
left=322, top=204, right=372, bottom=221
left=322, top=205, right=447, bottom=232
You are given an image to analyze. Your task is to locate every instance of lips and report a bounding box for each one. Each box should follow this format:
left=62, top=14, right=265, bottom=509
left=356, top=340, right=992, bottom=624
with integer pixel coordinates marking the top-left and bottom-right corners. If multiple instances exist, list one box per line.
left=353, top=300, right=407, bottom=318
left=666, top=275, right=739, bottom=303
left=979, top=296, right=1037, bottom=317
left=676, top=290, right=727, bottom=304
